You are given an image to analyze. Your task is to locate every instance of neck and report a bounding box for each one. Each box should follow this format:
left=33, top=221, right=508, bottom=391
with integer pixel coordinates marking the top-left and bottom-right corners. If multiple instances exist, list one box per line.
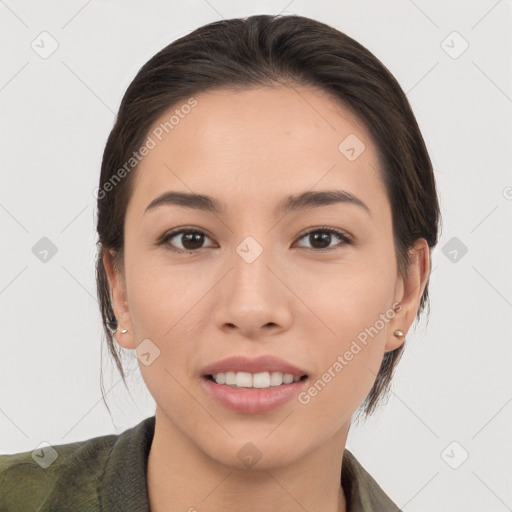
left=146, top=407, right=348, bottom=512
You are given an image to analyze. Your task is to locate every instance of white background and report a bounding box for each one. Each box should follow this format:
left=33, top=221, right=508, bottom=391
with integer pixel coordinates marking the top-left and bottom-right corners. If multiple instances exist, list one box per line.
left=1, top=1, right=511, bottom=510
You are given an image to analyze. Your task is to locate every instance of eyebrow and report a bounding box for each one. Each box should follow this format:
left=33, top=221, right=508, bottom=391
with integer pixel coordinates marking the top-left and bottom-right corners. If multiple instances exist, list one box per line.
left=144, top=190, right=370, bottom=216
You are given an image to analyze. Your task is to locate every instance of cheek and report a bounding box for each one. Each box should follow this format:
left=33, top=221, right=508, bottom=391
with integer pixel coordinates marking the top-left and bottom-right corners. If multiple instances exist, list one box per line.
left=124, top=245, right=208, bottom=336
left=123, top=250, right=219, bottom=390
left=293, top=247, right=397, bottom=338
left=292, top=251, right=397, bottom=407
left=123, top=255, right=207, bottom=405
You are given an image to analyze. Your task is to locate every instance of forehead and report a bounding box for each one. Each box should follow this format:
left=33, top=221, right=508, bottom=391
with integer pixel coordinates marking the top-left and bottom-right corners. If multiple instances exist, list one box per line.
left=130, top=85, right=386, bottom=217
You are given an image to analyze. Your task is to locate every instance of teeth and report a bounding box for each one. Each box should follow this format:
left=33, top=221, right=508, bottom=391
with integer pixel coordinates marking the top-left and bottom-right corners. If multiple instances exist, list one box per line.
left=270, top=371, right=283, bottom=386
left=253, top=372, right=271, bottom=388
left=236, top=372, right=252, bottom=388
left=211, top=371, right=304, bottom=388
left=283, top=373, right=294, bottom=384
left=215, top=372, right=226, bottom=385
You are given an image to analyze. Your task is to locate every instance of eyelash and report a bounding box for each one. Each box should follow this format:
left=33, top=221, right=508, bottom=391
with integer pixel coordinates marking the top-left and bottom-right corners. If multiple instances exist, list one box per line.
left=157, top=226, right=354, bottom=255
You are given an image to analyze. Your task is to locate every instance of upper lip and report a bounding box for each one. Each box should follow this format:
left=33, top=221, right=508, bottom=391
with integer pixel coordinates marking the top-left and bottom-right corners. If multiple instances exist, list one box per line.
left=202, top=355, right=308, bottom=377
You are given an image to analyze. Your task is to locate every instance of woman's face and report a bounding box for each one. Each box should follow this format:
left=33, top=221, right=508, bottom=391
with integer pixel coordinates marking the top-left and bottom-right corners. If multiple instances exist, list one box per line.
left=106, top=85, right=427, bottom=468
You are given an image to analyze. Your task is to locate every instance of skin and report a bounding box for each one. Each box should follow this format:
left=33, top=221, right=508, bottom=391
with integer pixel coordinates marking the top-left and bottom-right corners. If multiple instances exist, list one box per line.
left=104, top=85, right=430, bottom=512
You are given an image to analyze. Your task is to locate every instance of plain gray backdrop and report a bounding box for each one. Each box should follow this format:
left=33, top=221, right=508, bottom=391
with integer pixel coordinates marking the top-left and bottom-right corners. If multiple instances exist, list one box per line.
left=1, top=1, right=511, bottom=511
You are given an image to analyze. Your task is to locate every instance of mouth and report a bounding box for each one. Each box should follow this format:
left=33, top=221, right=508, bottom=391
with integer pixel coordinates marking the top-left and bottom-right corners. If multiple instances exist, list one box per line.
left=199, top=354, right=310, bottom=413
left=201, top=372, right=309, bottom=414
left=204, top=371, right=309, bottom=388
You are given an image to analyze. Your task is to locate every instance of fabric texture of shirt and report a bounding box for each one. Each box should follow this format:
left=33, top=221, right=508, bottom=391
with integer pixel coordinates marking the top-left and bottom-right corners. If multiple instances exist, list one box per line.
left=0, top=415, right=402, bottom=511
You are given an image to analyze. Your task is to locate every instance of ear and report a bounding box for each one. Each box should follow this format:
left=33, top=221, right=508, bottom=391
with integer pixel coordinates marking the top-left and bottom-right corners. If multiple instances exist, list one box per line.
left=385, top=238, right=431, bottom=352
left=102, top=249, right=136, bottom=350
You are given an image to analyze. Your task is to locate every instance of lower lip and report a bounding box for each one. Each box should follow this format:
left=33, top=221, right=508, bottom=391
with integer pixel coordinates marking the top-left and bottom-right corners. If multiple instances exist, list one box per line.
left=201, top=377, right=308, bottom=414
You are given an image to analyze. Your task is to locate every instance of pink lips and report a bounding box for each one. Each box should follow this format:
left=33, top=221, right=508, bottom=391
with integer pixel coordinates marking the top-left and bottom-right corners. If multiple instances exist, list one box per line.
left=200, top=354, right=309, bottom=414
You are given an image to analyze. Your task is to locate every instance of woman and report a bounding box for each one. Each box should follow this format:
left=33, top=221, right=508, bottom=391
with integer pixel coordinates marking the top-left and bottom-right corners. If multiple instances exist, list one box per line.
left=0, top=14, right=439, bottom=512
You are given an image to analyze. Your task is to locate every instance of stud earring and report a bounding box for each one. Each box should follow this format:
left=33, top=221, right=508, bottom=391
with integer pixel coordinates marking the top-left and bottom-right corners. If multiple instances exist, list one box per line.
left=108, top=319, right=128, bottom=334
left=393, top=330, right=404, bottom=338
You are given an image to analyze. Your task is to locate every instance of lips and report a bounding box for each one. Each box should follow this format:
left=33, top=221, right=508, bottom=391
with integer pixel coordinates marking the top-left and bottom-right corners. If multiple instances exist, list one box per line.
left=201, top=354, right=309, bottom=378
left=200, top=355, right=310, bottom=413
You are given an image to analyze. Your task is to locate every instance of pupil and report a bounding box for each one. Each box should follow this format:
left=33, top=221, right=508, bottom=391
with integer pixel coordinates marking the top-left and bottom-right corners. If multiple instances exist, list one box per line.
left=310, top=232, right=330, bottom=249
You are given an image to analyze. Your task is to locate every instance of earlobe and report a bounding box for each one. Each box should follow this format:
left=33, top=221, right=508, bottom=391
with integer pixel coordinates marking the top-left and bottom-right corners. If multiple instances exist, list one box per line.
left=112, top=319, right=134, bottom=349
left=102, top=249, right=136, bottom=350
left=384, top=327, right=405, bottom=352
left=385, top=238, right=430, bottom=352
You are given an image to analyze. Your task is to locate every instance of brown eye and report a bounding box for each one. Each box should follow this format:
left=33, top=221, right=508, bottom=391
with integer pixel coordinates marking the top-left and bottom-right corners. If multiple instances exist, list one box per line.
left=161, top=229, right=214, bottom=253
left=296, top=227, right=353, bottom=251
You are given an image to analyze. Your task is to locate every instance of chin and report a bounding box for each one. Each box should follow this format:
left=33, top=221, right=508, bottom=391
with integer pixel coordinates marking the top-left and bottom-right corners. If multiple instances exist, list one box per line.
left=195, top=425, right=320, bottom=472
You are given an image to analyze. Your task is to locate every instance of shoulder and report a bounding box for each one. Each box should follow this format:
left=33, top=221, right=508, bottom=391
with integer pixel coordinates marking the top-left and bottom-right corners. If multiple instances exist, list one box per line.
left=0, top=415, right=155, bottom=512
left=0, top=431, right=119, bottom=512
left=342, top=449, right=402, bottom=512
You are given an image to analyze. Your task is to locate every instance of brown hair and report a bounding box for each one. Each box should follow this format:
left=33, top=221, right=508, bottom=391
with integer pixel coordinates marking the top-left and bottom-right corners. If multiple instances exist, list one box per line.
left=96, top=14, right=441, bottom=416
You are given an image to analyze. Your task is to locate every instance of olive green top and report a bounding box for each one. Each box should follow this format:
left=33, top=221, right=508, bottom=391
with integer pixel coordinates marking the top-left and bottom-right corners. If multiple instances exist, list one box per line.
left=0, top=416, right=402, bottom=511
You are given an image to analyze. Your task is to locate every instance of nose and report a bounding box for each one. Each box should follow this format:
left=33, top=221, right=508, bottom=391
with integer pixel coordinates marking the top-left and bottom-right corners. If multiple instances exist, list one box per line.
left=213, top=242, right=293, bottom=339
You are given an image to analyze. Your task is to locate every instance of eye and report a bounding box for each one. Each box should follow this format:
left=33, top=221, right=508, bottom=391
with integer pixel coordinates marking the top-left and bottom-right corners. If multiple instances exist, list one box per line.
left=295, top=226, right=354, bottom=251
left=159, top=228, right=215, bottom=254
left=158, top=226, right=354, bottom=255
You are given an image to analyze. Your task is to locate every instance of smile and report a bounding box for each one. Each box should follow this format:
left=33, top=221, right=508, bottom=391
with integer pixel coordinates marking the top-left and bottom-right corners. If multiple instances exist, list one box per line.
left=207, top=371, right=308, bottom=388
